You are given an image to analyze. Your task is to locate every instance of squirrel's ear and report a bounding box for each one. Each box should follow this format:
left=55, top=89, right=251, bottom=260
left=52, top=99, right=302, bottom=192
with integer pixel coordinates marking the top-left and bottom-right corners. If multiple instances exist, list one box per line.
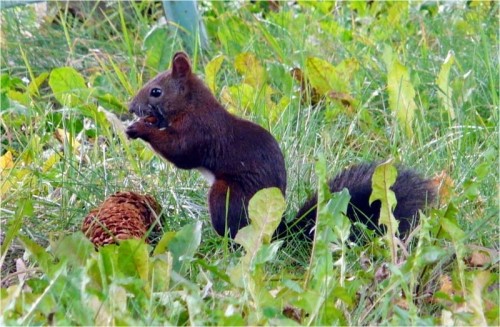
left=172, top=52, right=191, bottom=79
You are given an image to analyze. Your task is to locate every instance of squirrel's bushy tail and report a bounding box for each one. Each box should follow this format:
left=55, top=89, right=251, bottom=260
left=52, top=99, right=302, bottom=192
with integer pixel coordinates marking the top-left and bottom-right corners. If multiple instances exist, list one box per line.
left=276, top=163, right=437, bottom=241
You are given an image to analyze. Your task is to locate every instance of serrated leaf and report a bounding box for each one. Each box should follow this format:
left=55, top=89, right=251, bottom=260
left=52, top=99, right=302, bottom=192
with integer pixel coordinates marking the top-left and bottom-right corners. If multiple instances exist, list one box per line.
left=49, top=67, right=88, bottom=107
left=304, top=156, right=350, bottom=323
left=436, top=50, right=456, bottom=120
left=441, top=217, right=467, bottom=293
left=234, top=52, right=266, bottom=88
left=383, top=46, right=416, bottom=138
left=205, top=54, right=224, bottom=93
left=369, top=160, right=399, bottom=263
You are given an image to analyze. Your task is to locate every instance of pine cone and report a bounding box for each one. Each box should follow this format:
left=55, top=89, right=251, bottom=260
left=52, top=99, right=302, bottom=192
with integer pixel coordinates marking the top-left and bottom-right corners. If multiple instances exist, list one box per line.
left=82, top=192, right=162, bottom=247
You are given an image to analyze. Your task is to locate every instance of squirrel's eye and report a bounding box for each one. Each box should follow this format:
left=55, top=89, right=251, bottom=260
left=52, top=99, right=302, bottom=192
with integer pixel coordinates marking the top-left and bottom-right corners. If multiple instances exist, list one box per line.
left=150, top=88, right=162, bottom=98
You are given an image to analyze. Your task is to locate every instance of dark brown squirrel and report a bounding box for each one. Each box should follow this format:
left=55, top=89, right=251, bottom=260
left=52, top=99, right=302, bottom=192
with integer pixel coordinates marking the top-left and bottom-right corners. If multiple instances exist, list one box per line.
left=126, top=52, right=436, bottom=241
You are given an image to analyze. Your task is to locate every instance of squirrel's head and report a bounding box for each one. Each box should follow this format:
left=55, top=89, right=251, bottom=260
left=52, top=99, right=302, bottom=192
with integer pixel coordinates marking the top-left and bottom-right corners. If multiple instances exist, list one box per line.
left=129, top=51, right=198, bottom=118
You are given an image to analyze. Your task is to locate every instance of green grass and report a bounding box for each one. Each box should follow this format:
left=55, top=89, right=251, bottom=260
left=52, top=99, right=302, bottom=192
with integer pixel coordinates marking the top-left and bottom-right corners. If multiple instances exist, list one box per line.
left=1, top=1, right=498, bottom=325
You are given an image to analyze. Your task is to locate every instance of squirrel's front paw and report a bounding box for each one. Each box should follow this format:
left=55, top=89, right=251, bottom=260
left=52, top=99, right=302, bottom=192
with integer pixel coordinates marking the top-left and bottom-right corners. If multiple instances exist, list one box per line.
left=126, top=119, right=149, bottom=139
left=127, top=115, right=165, bottom=139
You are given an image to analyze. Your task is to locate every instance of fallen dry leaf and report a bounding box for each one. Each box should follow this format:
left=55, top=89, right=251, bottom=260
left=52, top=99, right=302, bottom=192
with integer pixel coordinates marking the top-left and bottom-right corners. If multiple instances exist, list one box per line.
left=394, top=296, right=410, bottom=310
left=466, top=250, right=491, bottom=268
left=439, top=274, right=454, bottom=296
left=431, top=170, right=455, bottom=205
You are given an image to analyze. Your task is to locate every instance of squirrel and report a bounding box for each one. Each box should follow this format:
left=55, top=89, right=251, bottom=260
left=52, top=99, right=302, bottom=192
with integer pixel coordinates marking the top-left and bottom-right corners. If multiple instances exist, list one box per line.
left=126, top=52, right=436, bottom=241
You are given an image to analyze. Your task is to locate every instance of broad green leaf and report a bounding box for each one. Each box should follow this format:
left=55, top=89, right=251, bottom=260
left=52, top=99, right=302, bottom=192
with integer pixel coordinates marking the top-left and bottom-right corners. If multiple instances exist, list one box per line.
left=165, top=222, right=202, bottom=274
left=233, top=224, right=259, bottom=255
left=369, top=160, right=399, bottom=263
left=95, top=244, right=120, bottom=289
left=205, top=54, right=225, bottom=93
left=246, top=187, right=286, bottom=244
left=94, top=93, right=127, bottom=112
left=7, top=89, right=30, bottom=106
left=144, top=27, right=171, bottom=71
left=18, top=235, right=58, bottom=277
left=49, top=67, right=88, bottom=107
left=436, top=51, right=456, bottom=120
left=253, top=241, right=283, bottom=265
left=383, top=46, right=416, bottom=138
left=234, top=52, right=266, bottom=88
left=153, top=231, right=176, bottom=256
left=117, top=239, right=150, bottom=282
left=27, top=72, right=49, bottom=96
left=150, top=253, right=172, bottom=292
left=52, top=232, right=94, bottom=267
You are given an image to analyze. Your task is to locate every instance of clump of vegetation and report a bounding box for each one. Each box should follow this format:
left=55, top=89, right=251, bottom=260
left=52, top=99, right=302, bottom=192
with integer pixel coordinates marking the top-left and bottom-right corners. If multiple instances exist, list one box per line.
left=1, top=1, right=498, bottom=325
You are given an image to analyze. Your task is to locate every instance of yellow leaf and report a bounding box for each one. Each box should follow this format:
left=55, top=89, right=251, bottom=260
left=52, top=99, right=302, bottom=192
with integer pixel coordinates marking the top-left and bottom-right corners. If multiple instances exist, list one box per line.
left=431, top=170, right=455, bottom=205
left=220, top=84, right=256, bottom=113
left=0, top=151, right=14, bottom=172
left=369, top=160, right=399, bottom=264
left=439, top=274, right=454, bottom=296
left=54, top=129, right=81, bottom=155
left=466, top=251, right=491, bottom=268
left=383, top=46, right=417, bottom=138
left=42, top=152, right=61, bottom=172
left=204, top=55, right=225, bottom=93
left=436, top=50, right=456, bottom=120
left=305, top=56, right=339, bottom=95
left=1, top=169, right=31, bottom=198
left=1, top=178, right=14, bottom=197
left=234, top=52, right=266, bottom=88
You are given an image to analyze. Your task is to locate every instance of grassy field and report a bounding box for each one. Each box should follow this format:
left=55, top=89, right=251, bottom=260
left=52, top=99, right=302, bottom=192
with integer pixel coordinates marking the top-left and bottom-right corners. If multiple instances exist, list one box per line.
left=1, top=1, right=498, bottom=325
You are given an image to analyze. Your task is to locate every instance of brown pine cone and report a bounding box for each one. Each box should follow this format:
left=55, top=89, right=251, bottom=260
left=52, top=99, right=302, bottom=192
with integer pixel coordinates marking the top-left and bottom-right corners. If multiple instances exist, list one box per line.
left=82, top=192, right=162, bottom=247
